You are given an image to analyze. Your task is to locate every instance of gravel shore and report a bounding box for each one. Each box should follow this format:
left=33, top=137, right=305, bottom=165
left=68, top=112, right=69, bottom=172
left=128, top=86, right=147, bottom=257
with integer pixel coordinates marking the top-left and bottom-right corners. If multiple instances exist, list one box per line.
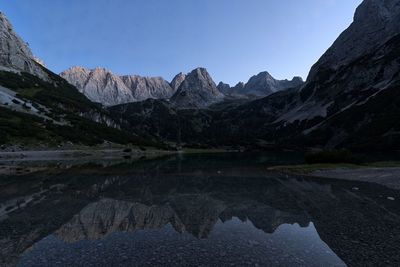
left=311, top=167, right=400, bottom=190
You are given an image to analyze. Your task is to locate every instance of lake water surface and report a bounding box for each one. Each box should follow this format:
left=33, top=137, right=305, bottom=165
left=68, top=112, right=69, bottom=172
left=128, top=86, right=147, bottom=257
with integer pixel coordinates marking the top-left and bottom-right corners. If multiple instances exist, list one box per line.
left=1, top=153, right=399, bottom=266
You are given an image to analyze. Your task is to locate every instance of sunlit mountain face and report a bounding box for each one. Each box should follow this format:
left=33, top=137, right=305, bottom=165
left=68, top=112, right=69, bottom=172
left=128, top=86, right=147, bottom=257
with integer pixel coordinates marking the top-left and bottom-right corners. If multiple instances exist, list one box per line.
left=1, top=153, right=399, bottom=266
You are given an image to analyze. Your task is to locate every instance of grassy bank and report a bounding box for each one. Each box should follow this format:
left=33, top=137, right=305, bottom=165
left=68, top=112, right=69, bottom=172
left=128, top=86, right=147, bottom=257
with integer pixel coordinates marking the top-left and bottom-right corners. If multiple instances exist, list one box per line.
left=269, top=161, right=400, bottom=174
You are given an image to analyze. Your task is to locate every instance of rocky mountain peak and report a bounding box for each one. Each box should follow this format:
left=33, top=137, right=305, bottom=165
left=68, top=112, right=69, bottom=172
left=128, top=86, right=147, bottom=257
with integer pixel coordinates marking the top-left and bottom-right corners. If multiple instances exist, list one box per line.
left=170, top=72, right=186, bottom=91
left=291, top=76, right=304, bottom=84
left=233, top=82, right=245, bottom=89
left=256, top=71, right=275, bottom=79
left=170, top=67, right=224, bottom=108
left=217, top=82, right=231, bottom=94
left=307, top=0, right=400, bottom=81
left=240, top=71, right=303, bottom=97
left=61, top=67, right=175, bottom=106
left=189, top=68, right=217, bottom=88
left=0, top=11, right=49, bottom=80
left=121, top=75, right=175, bottom=100
left=354, top=0, right=400, bottom=22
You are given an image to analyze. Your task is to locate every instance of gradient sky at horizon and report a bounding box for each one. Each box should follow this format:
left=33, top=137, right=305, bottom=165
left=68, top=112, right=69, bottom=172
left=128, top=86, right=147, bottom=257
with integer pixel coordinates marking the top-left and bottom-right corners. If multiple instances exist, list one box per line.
left=2, top=0, right=362, bottom=85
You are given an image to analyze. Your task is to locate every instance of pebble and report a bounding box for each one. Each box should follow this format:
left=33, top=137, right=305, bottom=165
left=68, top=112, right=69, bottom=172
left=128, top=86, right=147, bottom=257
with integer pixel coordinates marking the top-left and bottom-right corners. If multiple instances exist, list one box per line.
left=387, top=197, right=395, bottom=201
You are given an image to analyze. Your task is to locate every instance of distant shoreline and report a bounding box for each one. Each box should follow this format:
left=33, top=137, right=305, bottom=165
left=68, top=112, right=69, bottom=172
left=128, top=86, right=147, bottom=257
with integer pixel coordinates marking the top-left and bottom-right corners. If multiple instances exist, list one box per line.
left=0, top=146, right=237, bottom=162
left=0, top=148, right=172, bottom=162
left=269, top=163, right=400, bottom=191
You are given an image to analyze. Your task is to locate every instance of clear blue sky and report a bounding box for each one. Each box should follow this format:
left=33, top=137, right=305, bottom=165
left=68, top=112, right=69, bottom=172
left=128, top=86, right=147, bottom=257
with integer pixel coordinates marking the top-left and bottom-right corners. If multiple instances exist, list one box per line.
left=2, top=0, right=362, bottom=85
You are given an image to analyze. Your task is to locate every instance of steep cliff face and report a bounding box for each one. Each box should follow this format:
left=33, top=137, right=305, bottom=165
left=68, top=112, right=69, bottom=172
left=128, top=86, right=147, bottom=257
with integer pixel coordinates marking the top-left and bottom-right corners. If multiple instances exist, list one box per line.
left=0, top=12, right=49, bottom=80
left=61, top=67, right=135, bottom=106
left=61, top=63, right=304, bottom=108
left=220, top=73, right=303, bottom=98
left=278, top=0, right=400, bottom=149
left=217, top=82, right=231, bottom=95
left=3, top=0, right=399, bottom=150
left=170, top=68, right=224, bottom=109
left=240, top=72, right=303, bottom=97
left=297, top=0, right=400, bottom=117
left=170, top=72, right=186, bottom=91
left=56, top=199, right=185, bottom=243
left=0, top=12, right=162, bottom=148
left=302, top=34, right=400, bottom=150
left=121, top=75, right=175, bottom=101
left=307, top=0, right=400, bottom=80
left=60, top=67, right=175, bottom=106
left=232, top=82, right=245, bottom=93
left=109, top=0, right=400, bottom=150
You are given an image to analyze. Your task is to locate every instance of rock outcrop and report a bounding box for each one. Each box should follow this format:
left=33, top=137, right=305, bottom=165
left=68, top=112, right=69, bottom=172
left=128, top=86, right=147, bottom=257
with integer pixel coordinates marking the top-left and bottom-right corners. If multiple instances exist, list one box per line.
left=220, top=73, right=303, bottom=98
left=60, top=67, right=176, bottom=106
left=0, top=12, right=49, bottom=80
left=170, top=68, right=224, bottom=108
left=121, top=75, right=175, bottom=101
left=106, top=0, right=400, bottom=150
left=56, top=199, right=185, bottom=243
left=217, top=82, right=231, bottom=94
left=232, top=82, right=245, bottom=93
left=280, top=0, right=400, bottom=127
left=170, top=72, right=186, bottom=91
left=239, top=72, right=303, bottom=97
left=308, top=0, right=400, bottom=80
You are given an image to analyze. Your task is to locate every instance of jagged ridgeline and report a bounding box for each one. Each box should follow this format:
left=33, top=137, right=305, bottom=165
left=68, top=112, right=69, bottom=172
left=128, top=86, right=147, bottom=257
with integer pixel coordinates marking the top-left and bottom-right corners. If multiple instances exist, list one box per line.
left=110, top=0, right=400, bottom=151
left=1, top=0, right=400, bottom=150
left=0, top=12, right=168, bottom=148
left=0, top=70, right=163, bottom=147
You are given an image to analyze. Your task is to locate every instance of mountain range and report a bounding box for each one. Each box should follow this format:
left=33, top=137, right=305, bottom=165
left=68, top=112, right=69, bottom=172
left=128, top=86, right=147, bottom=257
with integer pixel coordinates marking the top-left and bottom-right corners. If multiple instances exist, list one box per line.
left=0, top=0, right=399, bottom=151
left=61, top=66, right=303, bottom=108
left=60, top=66, right=176, bottom=106
left=218, top=72, right=303, bottom=98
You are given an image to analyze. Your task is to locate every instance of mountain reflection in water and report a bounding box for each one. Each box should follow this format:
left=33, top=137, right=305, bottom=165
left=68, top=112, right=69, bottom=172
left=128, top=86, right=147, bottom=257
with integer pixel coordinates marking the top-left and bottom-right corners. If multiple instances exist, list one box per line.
left=0, top=153, right=399, bottom=267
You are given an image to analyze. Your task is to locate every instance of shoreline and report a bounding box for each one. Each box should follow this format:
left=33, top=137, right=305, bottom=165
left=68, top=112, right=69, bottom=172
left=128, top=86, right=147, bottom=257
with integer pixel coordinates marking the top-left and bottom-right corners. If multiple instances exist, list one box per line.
left=0, top=148, right=173, bottom=161
left=269, top=163, right=400, bottom=191
left=0, top=146, right=239, bottom=162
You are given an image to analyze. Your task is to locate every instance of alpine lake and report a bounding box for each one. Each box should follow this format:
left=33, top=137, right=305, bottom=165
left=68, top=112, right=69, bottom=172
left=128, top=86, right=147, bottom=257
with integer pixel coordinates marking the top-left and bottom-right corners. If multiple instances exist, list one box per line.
left=1, top=152, right=399, bottom=267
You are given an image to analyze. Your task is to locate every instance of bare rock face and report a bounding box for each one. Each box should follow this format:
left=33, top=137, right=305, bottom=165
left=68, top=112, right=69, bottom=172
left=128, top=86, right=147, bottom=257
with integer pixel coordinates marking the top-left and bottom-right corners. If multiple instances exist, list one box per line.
left=307, top=0, right=400, bottom=80
left=279, top=76, right=304, bottom=90
left=268, top=0, right=400, bottom=149
left=286, top=0, right=400, bottom=124
left=217, top=82, right=231, bottom=95
left=60, top=67, right=175, bottom=106
left=232, top=82, right=245, bottom=92
left=170, top=68, right=224, bottom=109
left=61, top=65, right=303, bottom=107
left=55, top=199, right=185, bottom=243
left=243, top=71, right=280, bottom=96
left=121, top=75, right=175, bottom=101
left=238, top=72, right=303, bottom=97
left=60, top=67, right=135, bottom=106
left=219, top=74, right=303, bottom=98
left=0, top=12, right=49, bottom=80
left=170, top=72, right=186, bottom=91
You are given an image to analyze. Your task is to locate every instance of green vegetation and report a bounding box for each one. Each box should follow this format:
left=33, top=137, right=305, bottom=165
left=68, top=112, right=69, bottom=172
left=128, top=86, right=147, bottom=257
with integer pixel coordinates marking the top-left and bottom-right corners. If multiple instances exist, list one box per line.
left=269, top=161, right=400, bottom=174
left=269, top=163, right=361, bottom=174
left=0, top=107, right=60, bottom=145
left=0, top=106, right=171, bottom=147
left=269, top=149, right=400, bottom=174
left=0, top=70, right=171, bottom=149
left=0, top=70, right=99, bottom=113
